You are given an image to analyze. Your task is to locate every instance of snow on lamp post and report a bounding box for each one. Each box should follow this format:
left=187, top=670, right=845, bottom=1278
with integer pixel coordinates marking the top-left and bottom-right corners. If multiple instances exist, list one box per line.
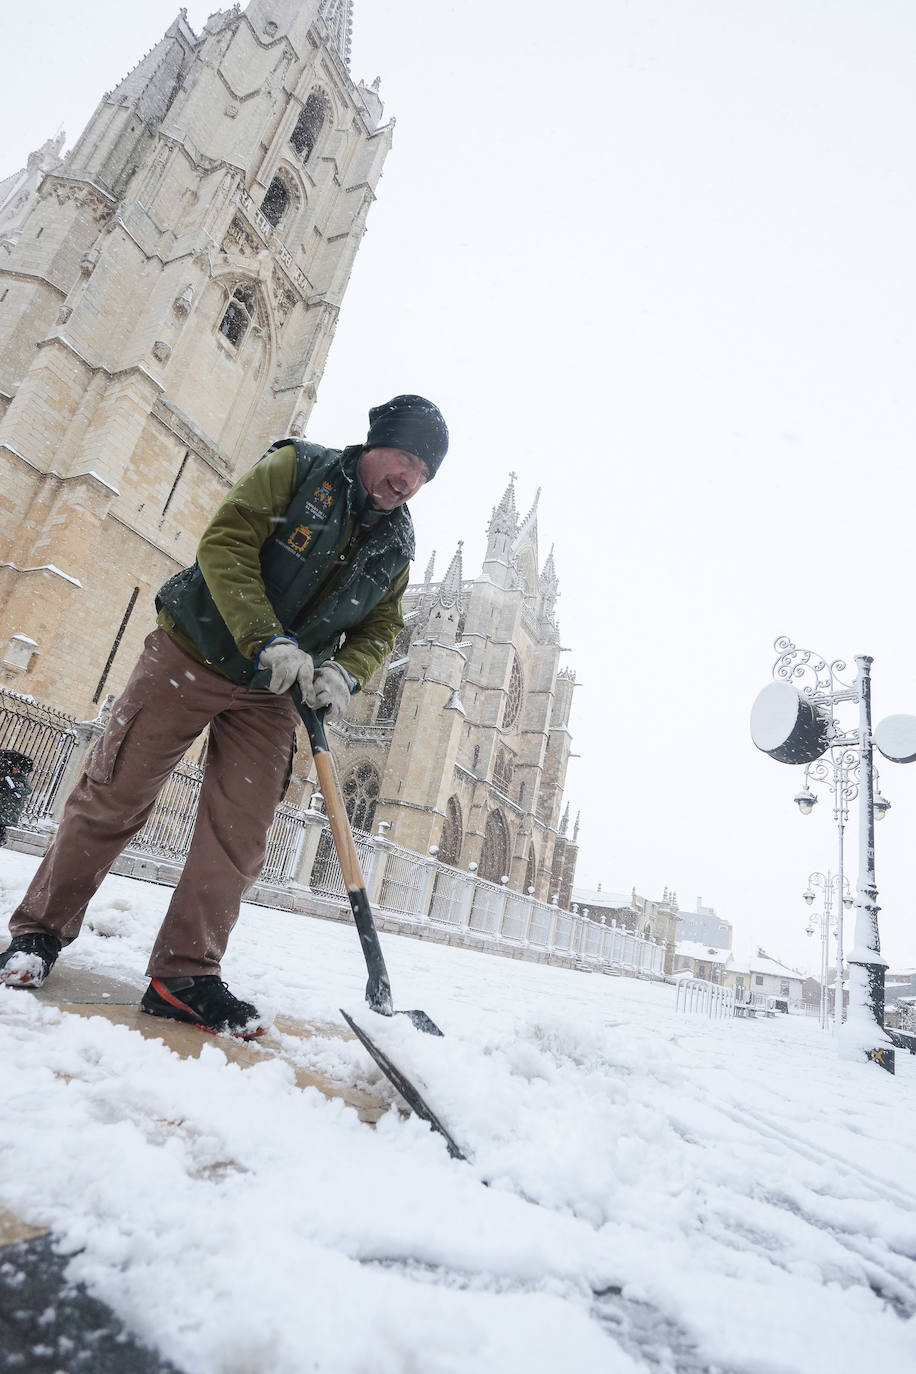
left=751, top=636, right=916, bottom=1075
left=803, top=870, right=852, bottom=1031
left=793, top=751, right=884, bottom=1035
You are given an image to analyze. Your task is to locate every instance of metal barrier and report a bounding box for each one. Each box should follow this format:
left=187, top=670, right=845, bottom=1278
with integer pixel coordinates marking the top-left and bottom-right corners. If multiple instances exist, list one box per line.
left=132, top=760, right=203, bottom=859
left=309, top=823, right=374, bottom=895
left=674, top=977, right=736, bottom=1019
left=372, top=846, right=667, bottom=978
left=0, top=686, right=77, bottom=822
left=0, top=688, right=669, bottom=978
left=261, top=801, right=309, bottom=884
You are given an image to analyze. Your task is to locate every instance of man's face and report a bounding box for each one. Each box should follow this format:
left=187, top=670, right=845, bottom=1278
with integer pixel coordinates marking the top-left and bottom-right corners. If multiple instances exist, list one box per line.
left=359, top=446, right=428, bottom=510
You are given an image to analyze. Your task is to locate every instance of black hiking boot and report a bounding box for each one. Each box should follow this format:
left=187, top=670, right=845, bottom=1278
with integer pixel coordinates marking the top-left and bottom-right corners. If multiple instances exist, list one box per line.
left=140, top=975, right=267, bottom=1039
left=0, top=932, right=62, bottom=988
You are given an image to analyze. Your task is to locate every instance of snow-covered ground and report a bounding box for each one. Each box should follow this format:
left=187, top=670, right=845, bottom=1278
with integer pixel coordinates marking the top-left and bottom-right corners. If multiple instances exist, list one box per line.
left=1, top=849, right=915, bottom=1374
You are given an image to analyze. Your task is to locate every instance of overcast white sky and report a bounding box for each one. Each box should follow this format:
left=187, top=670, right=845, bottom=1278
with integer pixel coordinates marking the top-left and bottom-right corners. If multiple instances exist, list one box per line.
left=4, top=0, right=916, bottom=975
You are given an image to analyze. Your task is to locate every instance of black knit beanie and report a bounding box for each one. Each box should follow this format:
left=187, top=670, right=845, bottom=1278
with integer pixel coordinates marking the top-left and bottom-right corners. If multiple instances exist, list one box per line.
left=364, top=395, right=449, bottom=479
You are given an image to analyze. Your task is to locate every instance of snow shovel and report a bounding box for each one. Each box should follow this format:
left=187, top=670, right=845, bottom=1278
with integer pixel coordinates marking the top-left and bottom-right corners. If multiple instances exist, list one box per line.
left=293, top=691, right=443, bottom=1037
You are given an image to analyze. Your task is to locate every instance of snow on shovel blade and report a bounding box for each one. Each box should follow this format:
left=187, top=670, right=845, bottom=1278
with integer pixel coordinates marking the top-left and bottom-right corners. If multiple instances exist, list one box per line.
left=341, top=1010, right=466, bottom=1161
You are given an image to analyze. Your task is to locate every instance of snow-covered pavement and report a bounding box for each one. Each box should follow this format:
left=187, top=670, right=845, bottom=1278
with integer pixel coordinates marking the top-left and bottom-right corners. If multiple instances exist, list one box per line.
left=1, top=849, right=915, bottom=1373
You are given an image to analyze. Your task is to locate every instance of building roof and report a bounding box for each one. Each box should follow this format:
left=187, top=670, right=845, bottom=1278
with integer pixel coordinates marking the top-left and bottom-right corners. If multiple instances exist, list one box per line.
left=676, top=941, right=732, bottom=966
left=572, top=888, right=633, bottom=910
left=749, top=955, right=805, bottom=981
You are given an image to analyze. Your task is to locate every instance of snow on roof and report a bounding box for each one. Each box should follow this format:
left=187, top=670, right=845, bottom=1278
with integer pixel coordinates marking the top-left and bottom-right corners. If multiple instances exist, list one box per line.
left=571, top=888, right=633, bottom=910
left=749, top=955, right=805, bottom=980
left=676, top=941, right=732, bottom=965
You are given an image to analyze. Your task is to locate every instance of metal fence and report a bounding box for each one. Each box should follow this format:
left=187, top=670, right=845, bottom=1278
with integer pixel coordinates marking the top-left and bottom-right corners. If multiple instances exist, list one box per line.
left=309, top=823, right=374, bottom=894
left=674, top=977, right=737, bottom=1019
left=0, top=687, right=668, bottom=978
left=368, top=843, right=668, bottom=977
left=132, top=760, right=203, bottom=859
left=0, top=686, right=77, bottom=822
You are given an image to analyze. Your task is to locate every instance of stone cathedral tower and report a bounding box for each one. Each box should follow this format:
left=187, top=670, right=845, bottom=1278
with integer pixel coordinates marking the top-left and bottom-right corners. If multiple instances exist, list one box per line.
left=332, top=478, right=580, bottom=906
left=0, top=1, right=390, bottom=715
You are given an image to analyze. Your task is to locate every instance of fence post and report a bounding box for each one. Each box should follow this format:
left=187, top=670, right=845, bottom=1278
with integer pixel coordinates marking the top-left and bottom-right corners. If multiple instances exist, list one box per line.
left=50, top=696, right=114, bottom=822
left=547, top=900, right=561, bottom=953
left=457, top=873, right=476, bottom=932
left=368, top=831, right=394, bottom=905
left=293, top=807, right=330, bottom=889
left=417, top=857, right=437, bottom=921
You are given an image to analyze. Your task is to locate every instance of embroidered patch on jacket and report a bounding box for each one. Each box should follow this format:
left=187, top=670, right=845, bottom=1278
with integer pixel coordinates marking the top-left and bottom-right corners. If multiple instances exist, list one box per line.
left=288, top=524, right=313, bottom=552
left=313, top=482, right=334, bottom=511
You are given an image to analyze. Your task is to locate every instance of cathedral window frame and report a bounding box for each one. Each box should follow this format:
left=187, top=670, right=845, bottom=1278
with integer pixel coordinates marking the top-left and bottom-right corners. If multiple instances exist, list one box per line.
left=479, top=809, right=510, bottom=885
left=492, top=742, right=515, bottom=796
left=290, top=90, right=330, bottom=165
left=377, top=662, right=406, bottom=724
left=260, top=173, right=292, bottom=229
left=341, top=758, right=381, bottom=833
left=439, top=796, right=463, bottom=867
left=524, top=845, right=537, bottom=895
left=502, top=651, right=523, bottom=730
left=218, top=281, right=258, bottom=350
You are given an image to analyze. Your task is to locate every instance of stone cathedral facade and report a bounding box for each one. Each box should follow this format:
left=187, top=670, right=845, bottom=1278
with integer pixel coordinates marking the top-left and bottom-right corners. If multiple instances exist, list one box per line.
left=0, top=2, right=580, bottom=905
left=0, top=1, right=389, bottom=712
left=330, top=480, right=580, bottom=908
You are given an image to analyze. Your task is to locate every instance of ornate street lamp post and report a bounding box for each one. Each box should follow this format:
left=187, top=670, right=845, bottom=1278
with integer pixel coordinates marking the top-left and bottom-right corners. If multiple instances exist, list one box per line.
left=751, top=637, right=916, bottom=1074
left=802, top=870, right=853, bottom=1031
left=794, top=754, right=885, bottom=1033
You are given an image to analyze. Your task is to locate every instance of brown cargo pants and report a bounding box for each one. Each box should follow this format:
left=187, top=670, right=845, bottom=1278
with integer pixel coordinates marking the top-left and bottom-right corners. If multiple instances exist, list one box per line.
left=9, top=629, right=301, bottom=977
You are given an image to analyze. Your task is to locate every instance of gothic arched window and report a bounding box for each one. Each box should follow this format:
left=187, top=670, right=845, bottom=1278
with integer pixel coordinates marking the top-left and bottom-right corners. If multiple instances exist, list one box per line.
left=342, top=760, right=380, bottom=833
left=524, top=846, right=537, bottom=894
left=479, top=810, right=509, bottom=884
left=492, top=744, right=514, bottom=795
left=218, top=284, right=255, bottom=347
left=290, top=92, right=326, bottom=163
left=391, top=626, right=412, bottom=660
left=502, top=652, right=523, bottom=729
left=260, top=176, right=290, bottom=227
left=439, top=796, right=463, bottom=867
left=378, top=665, right=405, bottom=723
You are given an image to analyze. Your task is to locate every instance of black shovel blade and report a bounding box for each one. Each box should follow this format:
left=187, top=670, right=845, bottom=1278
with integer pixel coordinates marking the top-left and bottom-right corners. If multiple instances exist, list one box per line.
left=401, top=1008, right=444, bottom=1037
left=341, top=1009, right=464, bottom=1160
left=365, top=983, right=443, bottom=1037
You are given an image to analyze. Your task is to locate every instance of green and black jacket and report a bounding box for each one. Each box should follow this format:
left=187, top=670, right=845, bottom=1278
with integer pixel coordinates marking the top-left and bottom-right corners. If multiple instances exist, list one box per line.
left=156, top=441, right=412, bottom=690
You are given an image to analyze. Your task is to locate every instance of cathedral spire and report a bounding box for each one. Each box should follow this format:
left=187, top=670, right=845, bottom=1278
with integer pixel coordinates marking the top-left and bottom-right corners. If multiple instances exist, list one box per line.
left=438, top=541, right=464, bottom=609
left=427, top=541, right=464, bottom=645
left=539, top=544, right=559, bottom=631
left=518, top=486, right=541, bottom=539
left=318, top=0, right=354, bottom=65
left=484, top=474, right=519, bottom=574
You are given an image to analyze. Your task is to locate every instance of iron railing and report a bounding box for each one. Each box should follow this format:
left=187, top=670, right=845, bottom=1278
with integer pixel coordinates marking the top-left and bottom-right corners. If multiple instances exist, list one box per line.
left=0, top=686, right=77, bottom=822
left=1, top=690, right=669, bottom=978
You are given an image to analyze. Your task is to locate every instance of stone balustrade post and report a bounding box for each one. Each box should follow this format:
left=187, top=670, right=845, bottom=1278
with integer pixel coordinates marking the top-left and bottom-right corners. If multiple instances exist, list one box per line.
left=50, top=695, right=114, bottom=822
left=292, top=808, right=332, bottom=889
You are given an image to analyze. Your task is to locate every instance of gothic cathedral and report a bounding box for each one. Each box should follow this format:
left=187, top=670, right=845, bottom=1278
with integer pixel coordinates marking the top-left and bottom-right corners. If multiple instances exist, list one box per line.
left=0, top=2, right=579, bottom=904
left=0, top=1, right=388, bottom=709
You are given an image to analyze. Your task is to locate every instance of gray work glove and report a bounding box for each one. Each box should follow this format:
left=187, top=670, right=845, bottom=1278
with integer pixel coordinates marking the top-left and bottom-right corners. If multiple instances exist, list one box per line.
left=257, top=637, right=314, bottom=696
left=308, top=660, right=355, bottom=720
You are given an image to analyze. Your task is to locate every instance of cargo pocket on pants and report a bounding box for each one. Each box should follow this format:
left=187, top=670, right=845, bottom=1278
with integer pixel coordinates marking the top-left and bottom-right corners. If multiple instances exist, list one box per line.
left=84, top=703, right=143, bottom=784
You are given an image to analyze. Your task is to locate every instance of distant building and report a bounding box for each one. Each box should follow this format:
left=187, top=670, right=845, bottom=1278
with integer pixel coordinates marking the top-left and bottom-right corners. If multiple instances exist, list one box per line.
left=724, top=949, right=805, bottom=1010
left=573, top=885, right=679, bottom=974
left=676, top=898, right=733, bottom=951
left=673, top=941, right=731, bottom=985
